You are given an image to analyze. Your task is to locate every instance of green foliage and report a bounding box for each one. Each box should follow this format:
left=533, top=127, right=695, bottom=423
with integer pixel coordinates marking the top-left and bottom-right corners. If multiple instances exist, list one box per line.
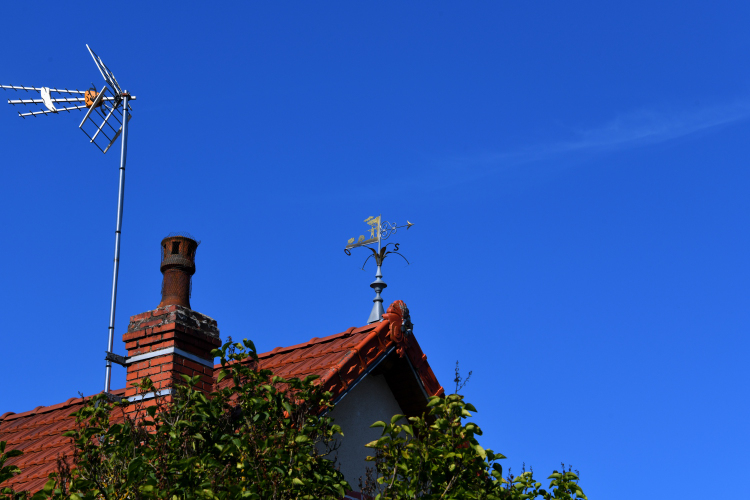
left=1, top=346, right=589, bottom=500
left=0, top=441, right=22, bottom=486
left=505, top=467, right=587, bottom=500
left=362, top=394, right=588, bottom=500
left=0, top=440, right=25, bottom=500
left=7, top=340, right=349, bottom=500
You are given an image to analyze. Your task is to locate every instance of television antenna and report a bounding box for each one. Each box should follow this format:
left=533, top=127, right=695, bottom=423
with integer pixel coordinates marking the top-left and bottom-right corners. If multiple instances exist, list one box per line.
left=1, top=45, right=137, bottom=395
left=345, top=216, right=413, bottom=323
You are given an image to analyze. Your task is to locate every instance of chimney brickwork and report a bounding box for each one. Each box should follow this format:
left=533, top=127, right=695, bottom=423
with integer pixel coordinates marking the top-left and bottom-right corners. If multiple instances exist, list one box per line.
left=123, top=305, right=221, bottom=399
left=122, top=234, right=220, bottom=402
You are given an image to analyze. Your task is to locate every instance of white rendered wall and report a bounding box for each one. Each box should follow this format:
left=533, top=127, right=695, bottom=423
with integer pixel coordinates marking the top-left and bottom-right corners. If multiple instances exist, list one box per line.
left=328, top=373, right=404, bottom=488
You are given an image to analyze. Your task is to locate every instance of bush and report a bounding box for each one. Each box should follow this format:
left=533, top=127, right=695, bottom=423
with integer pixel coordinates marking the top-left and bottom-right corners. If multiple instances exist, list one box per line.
left=1, top=340, right=587, bottom=500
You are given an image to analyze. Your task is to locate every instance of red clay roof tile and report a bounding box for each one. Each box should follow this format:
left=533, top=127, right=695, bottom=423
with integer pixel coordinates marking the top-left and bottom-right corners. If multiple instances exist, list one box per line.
left=0, top=388, right=126, bottom=493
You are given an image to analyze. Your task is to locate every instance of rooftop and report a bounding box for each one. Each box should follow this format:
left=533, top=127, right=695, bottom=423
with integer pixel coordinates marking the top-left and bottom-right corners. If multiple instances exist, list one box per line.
left=0, top=299, right=442, bottom=493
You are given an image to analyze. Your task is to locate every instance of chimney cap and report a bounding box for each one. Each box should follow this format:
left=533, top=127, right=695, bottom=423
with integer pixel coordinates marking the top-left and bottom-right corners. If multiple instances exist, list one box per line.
left=164, top=231, right=199, bottom=241
left=160, top=234, right=200, bottom=273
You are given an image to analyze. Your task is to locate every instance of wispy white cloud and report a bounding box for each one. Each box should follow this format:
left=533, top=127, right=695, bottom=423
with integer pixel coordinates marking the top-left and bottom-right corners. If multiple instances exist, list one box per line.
left=462, top=99, right=750, bottom=169
left=562, top=101, right=750, bottom=152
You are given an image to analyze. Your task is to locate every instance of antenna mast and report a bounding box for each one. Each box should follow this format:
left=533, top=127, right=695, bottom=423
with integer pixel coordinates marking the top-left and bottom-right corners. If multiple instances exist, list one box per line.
left=2, top=45, right=137, bottom=395
left=103, top=90, right=129, bottom=394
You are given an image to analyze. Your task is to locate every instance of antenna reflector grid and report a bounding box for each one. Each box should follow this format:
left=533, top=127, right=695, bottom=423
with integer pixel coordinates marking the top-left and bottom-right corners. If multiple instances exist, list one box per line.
left=79, top=86, right=132, bottom=154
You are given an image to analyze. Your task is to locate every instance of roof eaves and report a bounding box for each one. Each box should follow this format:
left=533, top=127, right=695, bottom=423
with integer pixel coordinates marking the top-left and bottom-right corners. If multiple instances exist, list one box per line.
left=317, top=318, right=392, bottom=398
left=330, top=345, right=396, bottom=407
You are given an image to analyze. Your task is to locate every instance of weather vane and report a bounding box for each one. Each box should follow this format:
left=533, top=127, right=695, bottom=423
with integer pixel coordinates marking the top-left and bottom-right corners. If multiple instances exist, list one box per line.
left=345, top=215, right=413, bottom=324
left=2, top=45, right=136, bottom=395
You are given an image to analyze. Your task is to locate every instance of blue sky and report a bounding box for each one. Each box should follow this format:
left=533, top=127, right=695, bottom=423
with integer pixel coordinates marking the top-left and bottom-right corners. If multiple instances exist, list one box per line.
left=1, top=2, right=749, bottom=498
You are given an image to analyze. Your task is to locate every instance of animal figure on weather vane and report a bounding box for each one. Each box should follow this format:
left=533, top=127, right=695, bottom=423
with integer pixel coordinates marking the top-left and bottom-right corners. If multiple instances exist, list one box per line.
left=344, top=215, right=413, bottom=324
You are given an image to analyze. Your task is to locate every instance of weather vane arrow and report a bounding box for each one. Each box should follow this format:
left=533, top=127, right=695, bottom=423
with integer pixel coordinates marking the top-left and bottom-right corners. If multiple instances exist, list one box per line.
left=344, top=215, right=413, bottom=324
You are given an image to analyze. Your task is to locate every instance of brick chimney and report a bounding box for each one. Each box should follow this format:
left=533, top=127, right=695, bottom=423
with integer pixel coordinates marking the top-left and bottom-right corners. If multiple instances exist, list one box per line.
left=122, top=234, right=221, bottom=401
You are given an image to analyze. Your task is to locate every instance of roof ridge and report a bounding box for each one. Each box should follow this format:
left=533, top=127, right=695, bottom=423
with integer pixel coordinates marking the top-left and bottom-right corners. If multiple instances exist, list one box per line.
left=1, top=388, right=126, bottom=422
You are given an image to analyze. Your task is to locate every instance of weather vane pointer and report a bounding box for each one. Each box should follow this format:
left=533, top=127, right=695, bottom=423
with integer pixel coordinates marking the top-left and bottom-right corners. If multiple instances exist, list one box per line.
left=344, top=215, right=413, bottom=324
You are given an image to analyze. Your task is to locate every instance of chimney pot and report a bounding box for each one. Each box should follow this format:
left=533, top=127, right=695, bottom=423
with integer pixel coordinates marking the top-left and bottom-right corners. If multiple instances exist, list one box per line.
left=159, top=234, right=199, bottom=309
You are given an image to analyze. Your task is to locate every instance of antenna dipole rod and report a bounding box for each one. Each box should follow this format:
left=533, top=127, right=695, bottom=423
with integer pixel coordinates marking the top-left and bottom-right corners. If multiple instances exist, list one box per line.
left=104, top=94, right=129, bottom=394
left=0, top=85, right=87, bottom=94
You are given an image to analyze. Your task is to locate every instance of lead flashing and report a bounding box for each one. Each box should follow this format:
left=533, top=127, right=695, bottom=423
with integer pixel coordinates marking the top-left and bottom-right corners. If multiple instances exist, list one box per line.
left=127, top=346, right=214, bottom=368
left=127, top=388, right=172, bottom=402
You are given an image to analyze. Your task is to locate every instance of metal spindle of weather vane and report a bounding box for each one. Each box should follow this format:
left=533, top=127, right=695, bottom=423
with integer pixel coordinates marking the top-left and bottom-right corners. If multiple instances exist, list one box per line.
left=344, top=216, right=413, bottom=323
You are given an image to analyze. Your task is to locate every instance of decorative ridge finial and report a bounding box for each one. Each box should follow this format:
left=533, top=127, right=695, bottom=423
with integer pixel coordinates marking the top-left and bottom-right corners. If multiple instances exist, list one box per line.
left=383, top=300, right=413, bottom=357
left=344, top=215, right=412, bottom=324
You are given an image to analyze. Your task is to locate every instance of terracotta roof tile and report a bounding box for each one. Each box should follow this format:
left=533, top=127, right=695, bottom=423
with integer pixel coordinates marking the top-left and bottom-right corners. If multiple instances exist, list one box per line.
left=0, top=389, right=126, bottom=493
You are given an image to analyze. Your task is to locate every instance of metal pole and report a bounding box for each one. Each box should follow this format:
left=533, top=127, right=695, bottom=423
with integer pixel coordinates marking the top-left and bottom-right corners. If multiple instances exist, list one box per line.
left=104, top=94, right=129, bottom=393
left=367, top=215, right=386, bottom=324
